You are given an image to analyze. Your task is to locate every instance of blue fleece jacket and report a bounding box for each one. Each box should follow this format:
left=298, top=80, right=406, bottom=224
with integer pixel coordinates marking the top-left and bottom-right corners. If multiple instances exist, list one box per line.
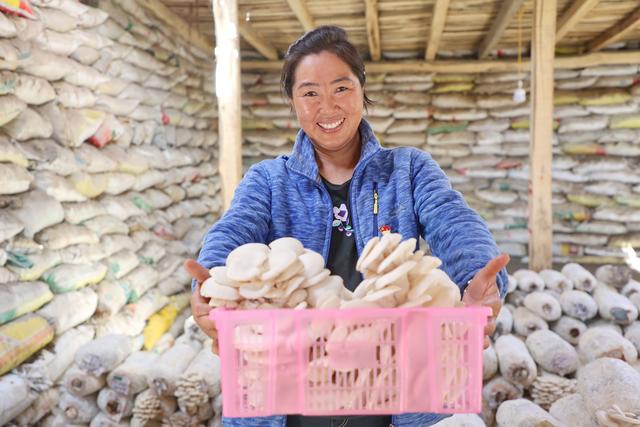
left=196, top=119, right=507, bottom=427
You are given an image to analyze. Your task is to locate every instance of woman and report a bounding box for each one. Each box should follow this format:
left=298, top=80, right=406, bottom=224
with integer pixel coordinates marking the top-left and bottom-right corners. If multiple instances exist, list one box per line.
left=186, top=26, right=509, bottom=427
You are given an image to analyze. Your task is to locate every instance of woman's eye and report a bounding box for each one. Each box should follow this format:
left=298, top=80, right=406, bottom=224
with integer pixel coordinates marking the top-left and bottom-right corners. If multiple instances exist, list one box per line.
left=336, top=86, right=348, bottom=93
left=303, top=91, right=317, bottom=97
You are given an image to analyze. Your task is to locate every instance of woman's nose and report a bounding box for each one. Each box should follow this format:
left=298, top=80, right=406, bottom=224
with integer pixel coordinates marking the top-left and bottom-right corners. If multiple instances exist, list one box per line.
left=319, top=93, right=337, bottom=111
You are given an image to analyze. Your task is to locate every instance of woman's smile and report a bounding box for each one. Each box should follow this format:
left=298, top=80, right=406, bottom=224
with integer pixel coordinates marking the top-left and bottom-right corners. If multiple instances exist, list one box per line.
left=317, top=117, right=346, bottom=132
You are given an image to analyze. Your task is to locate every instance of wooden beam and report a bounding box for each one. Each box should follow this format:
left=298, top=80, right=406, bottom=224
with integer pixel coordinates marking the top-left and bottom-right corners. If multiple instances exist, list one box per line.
left=556, top=0, right=599, bottom=41
left=365, top=0, right=381, bottom=61
left=212, top=0, right=242, bottom=210
left=425, top=0, right=450, bottom=60
left=242, top=50, right=640, bottom=73
left=238, top=21, right=279, bottom=60
left=284, top=0, right=315, bottom=31
left=529, top=0, right=556, bottom=271
left=136, top=0, right=213, bottom=52
left=478, top=0, right=527, bottom=58
left=164, top=2, right=211, bottom=7
left=587, top=6, right=640, bottom=52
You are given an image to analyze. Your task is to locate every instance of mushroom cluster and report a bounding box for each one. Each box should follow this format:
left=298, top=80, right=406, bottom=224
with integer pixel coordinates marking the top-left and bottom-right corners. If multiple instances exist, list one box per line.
left=200, top=233, right=463, bottom=310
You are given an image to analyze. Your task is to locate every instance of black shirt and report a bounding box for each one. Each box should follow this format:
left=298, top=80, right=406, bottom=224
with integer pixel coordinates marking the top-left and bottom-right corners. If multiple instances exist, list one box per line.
left=285, top=178, right=390, bottom=427
left=322, top=178, right=362, bottom=292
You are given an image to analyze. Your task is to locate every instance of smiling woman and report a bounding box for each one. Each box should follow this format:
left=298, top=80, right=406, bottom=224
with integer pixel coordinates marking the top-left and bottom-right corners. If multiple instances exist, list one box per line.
left=188, top=25, right=509, bottom=427
left=281, top=27, right=373, bottom=185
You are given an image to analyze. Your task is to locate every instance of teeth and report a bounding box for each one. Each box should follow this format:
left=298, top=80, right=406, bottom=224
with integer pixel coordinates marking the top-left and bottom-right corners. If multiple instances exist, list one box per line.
left=318, top=118, right=344, bottom=130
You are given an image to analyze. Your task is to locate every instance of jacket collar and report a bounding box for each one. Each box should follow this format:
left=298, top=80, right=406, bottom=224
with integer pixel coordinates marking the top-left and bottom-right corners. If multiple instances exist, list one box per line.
left=285, top=119, right=381, bottom=183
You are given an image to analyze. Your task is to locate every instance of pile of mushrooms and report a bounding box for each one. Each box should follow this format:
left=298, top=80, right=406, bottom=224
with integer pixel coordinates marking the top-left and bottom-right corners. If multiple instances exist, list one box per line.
left=200, top=233, right=462, bottom=310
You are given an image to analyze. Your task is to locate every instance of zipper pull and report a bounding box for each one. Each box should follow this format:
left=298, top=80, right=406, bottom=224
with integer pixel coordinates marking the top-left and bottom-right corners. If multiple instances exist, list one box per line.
left=373, top=186, right=378, bottom=215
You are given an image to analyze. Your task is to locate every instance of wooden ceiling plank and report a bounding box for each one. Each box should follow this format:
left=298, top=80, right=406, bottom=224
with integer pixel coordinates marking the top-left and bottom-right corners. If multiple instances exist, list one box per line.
left=477, top=0, right=527, bottom=58
left=242, top=50, right=640, bottom=72
left=365, top=0, right=381, bottom=60
left=556, top=0, right=600, bottom=41
left=238, top=20, right=280, bottom=59
left=425, top=0, right=451, bottom=60
left=587, top=6, right=640, bottom=52
left=137, top=0, right=213, bottom=52
left=284, top=0, right=315, bottom=31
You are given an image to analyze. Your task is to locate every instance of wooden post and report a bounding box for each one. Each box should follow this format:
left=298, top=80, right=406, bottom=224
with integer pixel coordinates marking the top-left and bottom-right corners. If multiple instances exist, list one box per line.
left=212, top=0, right=242, bottom=211
left=529, top=0, right=556, bottom=271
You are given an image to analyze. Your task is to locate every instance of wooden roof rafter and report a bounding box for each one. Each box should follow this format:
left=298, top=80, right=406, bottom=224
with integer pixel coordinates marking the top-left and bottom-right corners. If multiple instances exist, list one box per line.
left=137, top=0, right=213, bottom=52
left=238, top=20, right=280, bottom=60
left=242, top=50, right=640, bottom=72
left=477, top=0, right=527, bottom=58
left=587, top=5, right=640, bottom=52
left=556, top=0, right=600, bottom=42
left=285, top=0, right=316, bottom=32
left=365, top=0, right=381, bottom=61
left=425, top=0, right=451, bottom=60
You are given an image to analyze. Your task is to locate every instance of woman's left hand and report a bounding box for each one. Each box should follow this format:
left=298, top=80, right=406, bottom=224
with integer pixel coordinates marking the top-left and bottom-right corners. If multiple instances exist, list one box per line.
left=462, top=253, right=510, bottom=349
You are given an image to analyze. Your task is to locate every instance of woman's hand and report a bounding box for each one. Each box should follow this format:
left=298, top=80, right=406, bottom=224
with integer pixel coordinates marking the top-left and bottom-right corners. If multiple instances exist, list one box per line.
left=462, top=253, right=510, bottom=349
left=184, top=259, right=218, bottom=352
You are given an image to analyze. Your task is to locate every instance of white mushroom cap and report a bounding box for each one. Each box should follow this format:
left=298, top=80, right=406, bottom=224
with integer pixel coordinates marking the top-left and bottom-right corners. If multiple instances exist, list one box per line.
left=226, top=243, right=269, bottom=282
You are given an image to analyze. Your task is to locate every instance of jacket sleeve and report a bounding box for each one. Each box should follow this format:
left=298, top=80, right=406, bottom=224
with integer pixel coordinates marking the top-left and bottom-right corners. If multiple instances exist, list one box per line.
left=192, top=162, right=272, bottom=291
left=411, top=149, right=508, bottom=297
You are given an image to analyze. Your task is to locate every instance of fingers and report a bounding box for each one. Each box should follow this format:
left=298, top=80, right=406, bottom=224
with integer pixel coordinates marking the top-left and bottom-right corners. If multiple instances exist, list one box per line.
left=478, top=253, right=510, bottom=283
left=184, top=259, right=210, bottom=283
left=464, top=254, right=509, bottom=303
left=484, top=318, right=496, bottom=349
left=191, top=282, right=210, bottom=306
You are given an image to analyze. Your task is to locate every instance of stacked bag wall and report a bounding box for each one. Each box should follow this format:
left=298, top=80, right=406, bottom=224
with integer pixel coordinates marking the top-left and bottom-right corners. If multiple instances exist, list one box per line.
left=240, top=68, right=640, bottom=264
left=0, top=0, right=223, bottom=424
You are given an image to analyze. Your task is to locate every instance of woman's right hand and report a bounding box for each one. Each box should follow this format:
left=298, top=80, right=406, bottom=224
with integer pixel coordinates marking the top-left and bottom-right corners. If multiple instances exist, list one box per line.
left=184, top=259, right=218, bottom=351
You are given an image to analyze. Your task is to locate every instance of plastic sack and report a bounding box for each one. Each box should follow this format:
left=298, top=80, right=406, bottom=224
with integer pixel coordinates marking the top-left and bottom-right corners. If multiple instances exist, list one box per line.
left=42, top=262, right=107, bottom=293
left=39, top=103, right=105, bottom=148
left=0, top=211, right=24, bottom=243
left=0, top=0, right=36, bottom=19
left=36, top=222, right=99, bottom=250
left=0, top=162, right=32, bottom=194
left=0, top=313, right=54, bottom=375
left=96, top=280, right=130, bottom=317
left=13, top=190, right=64, bottom=237
left=142, top=294, right=189, bottom=350
left=37, top=287, right=97, bottom=333
left=63, top=200, right=107, bottom=224
left=0, top=135, right=28, bottom=166
left=0, top=281, right=52, bottom=325
left=33, top=171, right=87, bottom=202
left=3, top=107, right=53, bottom=140
left=5, top=250, right=61, bottom=282
left=105, top=250, right=138, bottom=280
left=69, top=172, right=109, bottom=198
left=83, top=215, right=129, bottom=237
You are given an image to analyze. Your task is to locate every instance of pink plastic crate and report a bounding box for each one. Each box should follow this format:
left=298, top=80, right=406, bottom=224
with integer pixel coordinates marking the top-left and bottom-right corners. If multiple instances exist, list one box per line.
left=210, top=306, right=491, bottom=418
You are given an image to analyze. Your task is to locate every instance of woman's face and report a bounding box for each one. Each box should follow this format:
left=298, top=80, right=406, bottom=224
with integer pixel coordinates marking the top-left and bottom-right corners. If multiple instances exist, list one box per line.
left=291, top=51, right=364, bottom=152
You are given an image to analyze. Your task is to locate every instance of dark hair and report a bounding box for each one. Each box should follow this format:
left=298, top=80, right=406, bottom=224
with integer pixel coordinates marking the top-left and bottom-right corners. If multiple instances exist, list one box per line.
left=281, top=25, right=373, bottom=109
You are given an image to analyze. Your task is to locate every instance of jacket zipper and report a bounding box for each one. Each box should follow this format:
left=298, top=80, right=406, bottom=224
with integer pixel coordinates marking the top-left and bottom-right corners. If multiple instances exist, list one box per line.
left=316, top=181, right=334, bottom=262
left=373, top=182, right=379, bottom=236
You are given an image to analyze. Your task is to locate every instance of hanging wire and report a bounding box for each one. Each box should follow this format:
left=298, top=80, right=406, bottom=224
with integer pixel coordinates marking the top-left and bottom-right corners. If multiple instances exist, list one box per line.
left=517, top=7, right=523, bottom=77
left=513, top=7, right=526, bottom=104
